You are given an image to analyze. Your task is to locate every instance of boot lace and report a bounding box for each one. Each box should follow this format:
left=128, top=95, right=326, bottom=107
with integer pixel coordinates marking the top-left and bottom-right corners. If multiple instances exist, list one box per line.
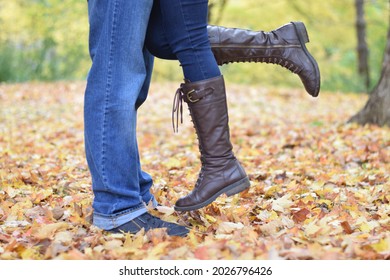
left=172, top=85, right=206, bottom=190
left=223, top=57, right=300, bottom=74
left=172, top=86, right=184, bottom=133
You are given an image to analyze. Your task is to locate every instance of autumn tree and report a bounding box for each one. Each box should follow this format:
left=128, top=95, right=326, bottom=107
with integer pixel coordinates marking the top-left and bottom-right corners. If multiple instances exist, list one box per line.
left=208, top=0, right=229, bottom=24
left=355, top=0, right=370, bottom=90
left=349, top=20, right=390, bottom=126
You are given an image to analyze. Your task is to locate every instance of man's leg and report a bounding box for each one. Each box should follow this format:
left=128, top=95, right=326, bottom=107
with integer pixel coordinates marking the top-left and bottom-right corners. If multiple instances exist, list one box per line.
left=135, top=49, right=158, bottom=208
left=84, top=0, right=187, bottom=235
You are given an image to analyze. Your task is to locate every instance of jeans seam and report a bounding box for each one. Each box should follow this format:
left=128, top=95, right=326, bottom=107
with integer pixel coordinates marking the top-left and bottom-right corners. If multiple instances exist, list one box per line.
left=101, top=0, right=120, bottom=187
left=174, top=1, right=206, bottom=81
left=182, top=2, right=210, bottom=80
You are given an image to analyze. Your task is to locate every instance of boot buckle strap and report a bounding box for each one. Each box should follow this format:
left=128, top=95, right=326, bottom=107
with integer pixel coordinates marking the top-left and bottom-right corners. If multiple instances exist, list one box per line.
left=187, top=89, right=200, bottom=103
left=186, top=88, right=214, bottom=103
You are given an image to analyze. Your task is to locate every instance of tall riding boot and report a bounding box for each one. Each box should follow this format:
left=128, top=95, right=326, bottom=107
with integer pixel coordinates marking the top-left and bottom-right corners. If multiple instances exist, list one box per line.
left=208, top=22, right=320, bottom=97
left=173, top=75, right=250, bottom=211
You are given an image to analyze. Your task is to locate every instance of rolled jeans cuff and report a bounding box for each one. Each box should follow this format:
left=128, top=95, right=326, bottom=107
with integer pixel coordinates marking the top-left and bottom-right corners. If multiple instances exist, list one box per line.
left=92, top=204, right=148, bottom=230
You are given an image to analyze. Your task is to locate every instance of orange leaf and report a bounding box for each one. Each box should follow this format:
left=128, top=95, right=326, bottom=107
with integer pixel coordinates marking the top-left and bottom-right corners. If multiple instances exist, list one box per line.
left=292, top=208, right=310, bottom=223
left=340, top=221, right=354, bottom=234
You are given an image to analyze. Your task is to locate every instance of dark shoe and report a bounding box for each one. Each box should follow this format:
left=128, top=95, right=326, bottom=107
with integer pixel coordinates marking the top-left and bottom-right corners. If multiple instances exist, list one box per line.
left=173, top=76, right=250, bottom=211
left=208, top=22, right=321, bottom=97
left=109, top=212, right=189, bottom=237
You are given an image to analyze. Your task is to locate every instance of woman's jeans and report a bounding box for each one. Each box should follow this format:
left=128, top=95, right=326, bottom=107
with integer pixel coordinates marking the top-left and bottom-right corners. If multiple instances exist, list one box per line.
left=147, top=0, right=221, bottom=82
left=85, top=0, right=156, bottom=230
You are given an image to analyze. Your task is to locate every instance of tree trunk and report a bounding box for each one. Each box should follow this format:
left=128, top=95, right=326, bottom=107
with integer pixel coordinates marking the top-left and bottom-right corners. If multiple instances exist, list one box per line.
left=349, top=26, right=390, bottom=126
left=355, top=0, right=370, bottom=90
left=208, top=0, right=229, bottom=24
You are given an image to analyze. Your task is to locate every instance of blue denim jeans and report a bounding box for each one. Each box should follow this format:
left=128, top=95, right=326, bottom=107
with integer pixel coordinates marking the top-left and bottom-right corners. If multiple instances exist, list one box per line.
left=146, top=0, right=221, bottom=82
left=85, top=0, right=157, bottom=230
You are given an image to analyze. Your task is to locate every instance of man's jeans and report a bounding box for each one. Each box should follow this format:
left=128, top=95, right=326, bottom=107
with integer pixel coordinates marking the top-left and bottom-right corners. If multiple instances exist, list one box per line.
left=85, top=0, right=156, bottom=230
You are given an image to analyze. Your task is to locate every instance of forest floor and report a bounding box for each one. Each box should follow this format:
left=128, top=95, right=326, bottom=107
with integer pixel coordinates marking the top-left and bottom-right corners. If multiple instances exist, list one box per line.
left=0, top=81, right=389, bottom=260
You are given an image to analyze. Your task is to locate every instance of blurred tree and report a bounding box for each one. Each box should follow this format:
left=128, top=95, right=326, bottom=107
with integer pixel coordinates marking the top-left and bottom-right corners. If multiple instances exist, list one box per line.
left=0, top=0, right=88, bottom=82
left=208, top=0, right=229, bottom=24
left=349, top=21, right=390, bottom=126
left=355, top=0, right=370, bottom=91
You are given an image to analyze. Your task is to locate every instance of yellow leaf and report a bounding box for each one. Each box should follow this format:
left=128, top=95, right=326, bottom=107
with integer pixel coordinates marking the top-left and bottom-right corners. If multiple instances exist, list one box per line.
left=358, top=223, right=371, bottom=233
left=31, top=222, right=69, bottom=240
left=281, top=216, right=295, bottom=228
left=216, top=222, right=244, bottom=234
left=104, top=239, right=123, bottom=250
left=168, top=246, right=190, bottom=258
left=304, top=222, right=321, bottom=236
left=205, top=214, right=217, bottom=223
left=272, top=194, right=293, bottom=213
left=264, top=185, right=281, bottom=197
left=163, top=158, right=182, bottom=170
left=371, top=238, right=390, bottom=253
left=9, top=200, right=33, bottom=219
left=257, top=210, right=279, bottom=222
left=20, top=247, right=42, bottom=260
left=54, top=231, right=73, bottom=245
left=316, top=199, right=333, bottom=209
left=156, top=205, right=175, bottom=215
left=123, top=230, right=145, bottom=249
left=145, top=241, right=170, bottom=259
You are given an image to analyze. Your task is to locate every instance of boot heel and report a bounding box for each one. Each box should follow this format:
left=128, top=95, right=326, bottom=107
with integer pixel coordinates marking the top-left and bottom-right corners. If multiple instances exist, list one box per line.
left=225, top=177, right=250, bottom=196
left=291, top=21, right=309, bottom=44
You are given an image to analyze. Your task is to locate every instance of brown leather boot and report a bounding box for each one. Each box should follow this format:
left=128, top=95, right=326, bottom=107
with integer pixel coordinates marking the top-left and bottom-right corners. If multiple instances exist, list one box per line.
left=173, top=76, right=250, bottom=211
left=208, top=22, right=320, bottom=97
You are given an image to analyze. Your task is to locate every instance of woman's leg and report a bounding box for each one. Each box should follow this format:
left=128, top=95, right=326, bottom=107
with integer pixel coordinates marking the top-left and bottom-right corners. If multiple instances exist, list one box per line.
left=145, top=4, right=176, bottom=61
left=149, top=0, right=250, bottom=211
left=148, top=0, right=220, bottom=82
left=146, top=12, right=320, bottom=96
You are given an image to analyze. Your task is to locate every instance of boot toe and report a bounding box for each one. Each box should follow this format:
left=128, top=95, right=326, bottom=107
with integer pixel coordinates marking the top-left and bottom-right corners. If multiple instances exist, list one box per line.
left=174, top=194, right=195, bottom=210
left=302, top=74, right=321, bottom=97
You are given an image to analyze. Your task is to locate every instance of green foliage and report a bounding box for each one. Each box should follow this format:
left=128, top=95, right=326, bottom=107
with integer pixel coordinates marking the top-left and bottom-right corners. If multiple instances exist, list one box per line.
left=0, top=0, right=89, bottom=82
left=0, top=0, right=388, bottom=93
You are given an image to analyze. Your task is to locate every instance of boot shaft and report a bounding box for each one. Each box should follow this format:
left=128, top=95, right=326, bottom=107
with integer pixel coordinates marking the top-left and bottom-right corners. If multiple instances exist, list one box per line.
left=208, top=22, right=308, bottom=51
left=180, top=76, right=234, bottom=163
left=208, top=22, right=308, bottom=65
left=207, top=22, right=320, bottom=97
left=174, top=76, right=250, bottom=212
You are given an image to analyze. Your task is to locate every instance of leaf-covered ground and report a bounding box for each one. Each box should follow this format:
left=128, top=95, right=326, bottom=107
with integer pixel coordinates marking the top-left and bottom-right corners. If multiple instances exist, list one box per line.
left=0, top=81, right=389, bottom=260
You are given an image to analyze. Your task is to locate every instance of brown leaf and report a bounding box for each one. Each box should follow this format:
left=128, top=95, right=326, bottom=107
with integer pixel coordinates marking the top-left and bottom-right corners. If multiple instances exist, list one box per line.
left=52, top=207, right=65, bottom=220
left=340, top=221, right=354, bottom=234
left=292, top=208, right=310, bottom=223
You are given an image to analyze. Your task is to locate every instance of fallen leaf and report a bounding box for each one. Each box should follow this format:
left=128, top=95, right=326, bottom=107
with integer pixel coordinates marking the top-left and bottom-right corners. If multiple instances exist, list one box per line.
left=31, top=222, right=69, bottom=240
left=272, top=194, right=293, bottom=213
left=340, top=221, right=354, bottom=234
left=216, top=222, right=244, bottom=234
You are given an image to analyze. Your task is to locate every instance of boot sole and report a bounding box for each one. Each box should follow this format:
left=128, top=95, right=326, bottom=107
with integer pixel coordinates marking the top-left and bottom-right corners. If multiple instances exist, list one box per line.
left=291, top=21, right=321, bottom=97
left=174, top=177, right=251, bottom=212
